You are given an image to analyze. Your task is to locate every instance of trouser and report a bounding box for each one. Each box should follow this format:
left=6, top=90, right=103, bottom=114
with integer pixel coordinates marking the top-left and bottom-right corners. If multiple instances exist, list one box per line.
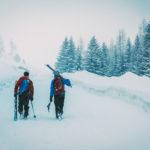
left=18, top=92, right=30, bottom=117
left=54, top=94, right=65, bottom=118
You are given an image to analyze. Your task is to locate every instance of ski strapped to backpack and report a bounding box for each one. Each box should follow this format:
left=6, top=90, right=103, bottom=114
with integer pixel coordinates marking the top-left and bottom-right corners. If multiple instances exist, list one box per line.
left=45, top=64, right=61, bottom=77
left=45, top=64, right=55, bottom=72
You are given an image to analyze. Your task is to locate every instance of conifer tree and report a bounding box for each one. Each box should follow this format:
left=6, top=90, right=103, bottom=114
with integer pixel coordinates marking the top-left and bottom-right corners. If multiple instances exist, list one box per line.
left=132, top=35, right=143, bottom=75
left=140, top=23, right=150, bottom=76
left=67, top=37, right=76, bottom=72
left=124, top=38, right=132, bottom=71
left=114, top=30, right=126, bottom=76
left=100, top=43, right=109, bottom=76
left=55, top=37, right=69, bottom=73
left=76, top=45, right=83, bottom=71
left=85, top=36, right=100, bottom=74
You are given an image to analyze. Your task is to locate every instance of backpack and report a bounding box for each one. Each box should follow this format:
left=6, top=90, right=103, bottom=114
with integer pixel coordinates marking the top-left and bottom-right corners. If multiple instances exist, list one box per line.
left=19, top=79, right=30, bottom=95
left=54, top=77, right=64, bottom=95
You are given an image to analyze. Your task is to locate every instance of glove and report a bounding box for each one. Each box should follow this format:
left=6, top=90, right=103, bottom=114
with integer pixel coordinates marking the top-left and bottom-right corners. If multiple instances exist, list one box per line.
left=30, top=96, right=33, bottom=101
left=14, top=93, right=17, bottom=98
left=50, top=96, right=53, bottom=102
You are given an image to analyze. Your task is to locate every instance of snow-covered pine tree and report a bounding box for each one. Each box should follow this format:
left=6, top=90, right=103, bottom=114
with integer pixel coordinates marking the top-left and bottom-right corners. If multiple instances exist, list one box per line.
left=132, top=35, right=143, bottom=75
left=114, top=30, right=126, bottom=76
left=55, top=37, right=76, bottom=73
left=55, top=37, right=69, bottom=73
left=85, top=36, right=100, bottom=74
left=81, top=50, right=87, bottom=71
left=140, top=23, right=150, bottom=76
left=67, top=37, right=76, bottom=72
left=111, top=45, right=119, bottom=76
left=124, top=38, right=132, bottom=72
left=138, top=19, right=148, bottom=45
left=75, top=40, right=83, bottom=71
left=107, top=40, right=116, bottom=76
left=100, top=42, right=109, bottom=76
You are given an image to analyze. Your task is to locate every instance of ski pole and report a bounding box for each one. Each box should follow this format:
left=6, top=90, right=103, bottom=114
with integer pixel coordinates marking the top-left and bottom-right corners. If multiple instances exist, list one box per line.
left=31, top=101, right=36, bottom=118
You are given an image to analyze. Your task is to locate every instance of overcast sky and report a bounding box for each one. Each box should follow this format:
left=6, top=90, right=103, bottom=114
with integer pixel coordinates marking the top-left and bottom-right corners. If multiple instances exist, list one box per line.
left=0, top=0, right=150, bottom=66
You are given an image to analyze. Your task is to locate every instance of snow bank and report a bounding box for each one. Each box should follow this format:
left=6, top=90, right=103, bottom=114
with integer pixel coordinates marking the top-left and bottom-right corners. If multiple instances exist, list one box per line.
left=67, top=71, right=150, bottom=94
left=67, top=71, right=150, bottom=99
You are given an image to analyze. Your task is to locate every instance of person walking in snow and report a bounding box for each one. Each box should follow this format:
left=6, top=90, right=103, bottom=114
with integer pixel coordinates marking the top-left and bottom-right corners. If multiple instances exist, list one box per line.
left=49, top=71, right=71, bottom=119
left=14, top=71, right=34, bottom=119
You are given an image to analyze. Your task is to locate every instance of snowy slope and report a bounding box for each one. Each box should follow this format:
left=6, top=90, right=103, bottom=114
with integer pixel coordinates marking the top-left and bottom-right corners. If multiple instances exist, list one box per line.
left=0, top=69, right=150, bottom=150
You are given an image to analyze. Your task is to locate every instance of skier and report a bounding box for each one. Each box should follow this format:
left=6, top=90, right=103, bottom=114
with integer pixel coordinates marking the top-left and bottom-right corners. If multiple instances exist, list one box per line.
left=49, top=71, right=72, bottom=119
left=14, top=71, right=34, bottom=119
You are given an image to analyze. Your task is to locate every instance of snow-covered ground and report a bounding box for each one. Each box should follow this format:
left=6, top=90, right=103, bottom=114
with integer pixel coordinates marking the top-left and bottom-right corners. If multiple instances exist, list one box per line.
left=0, top=67, right=150, bottom=150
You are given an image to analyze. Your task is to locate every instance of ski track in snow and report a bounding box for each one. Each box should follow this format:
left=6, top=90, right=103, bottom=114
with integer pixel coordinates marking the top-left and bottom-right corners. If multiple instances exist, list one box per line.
left=71, top=79, right=150, bottom=112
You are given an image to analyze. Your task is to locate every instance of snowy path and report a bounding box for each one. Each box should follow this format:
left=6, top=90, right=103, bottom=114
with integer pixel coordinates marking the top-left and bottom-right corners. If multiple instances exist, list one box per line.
left=1, top=72, right=150, bottom=150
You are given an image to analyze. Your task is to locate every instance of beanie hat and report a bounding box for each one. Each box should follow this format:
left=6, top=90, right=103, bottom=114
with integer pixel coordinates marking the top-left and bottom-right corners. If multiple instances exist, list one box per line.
left=24, top=71, right=29, bottom=76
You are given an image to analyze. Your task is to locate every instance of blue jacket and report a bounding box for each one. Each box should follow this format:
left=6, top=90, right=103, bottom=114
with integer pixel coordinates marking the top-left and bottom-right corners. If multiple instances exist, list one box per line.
left=50, top=77, right=71, bottom=97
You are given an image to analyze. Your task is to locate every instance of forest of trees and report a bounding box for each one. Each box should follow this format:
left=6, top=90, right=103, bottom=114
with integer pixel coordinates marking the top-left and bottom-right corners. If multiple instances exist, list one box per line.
left=55, top=20, right=150, bottom=77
